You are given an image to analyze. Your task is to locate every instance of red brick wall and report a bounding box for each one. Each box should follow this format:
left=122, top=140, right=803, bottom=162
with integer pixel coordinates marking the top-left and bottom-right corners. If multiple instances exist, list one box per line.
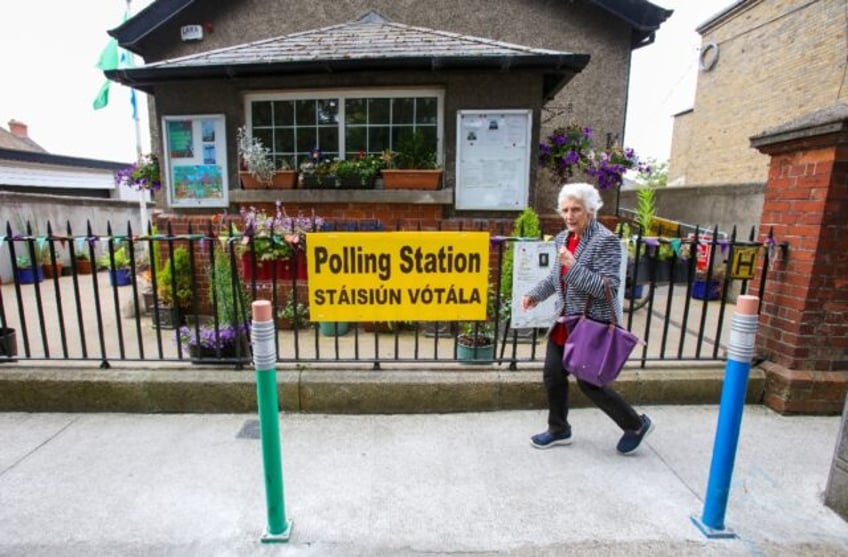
left=756, top=141, right=848, bottom=372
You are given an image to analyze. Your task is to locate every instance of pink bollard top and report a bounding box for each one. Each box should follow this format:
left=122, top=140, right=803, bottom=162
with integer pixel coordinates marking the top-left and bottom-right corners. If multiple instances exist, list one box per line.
left=736, top=295, right=759, bottom=316
left=252, top=300, right=273, bottom=322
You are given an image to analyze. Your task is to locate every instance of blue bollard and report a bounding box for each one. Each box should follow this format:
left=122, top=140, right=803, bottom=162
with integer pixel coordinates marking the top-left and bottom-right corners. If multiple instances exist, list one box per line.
left=692, top=295, right=760, bottom=538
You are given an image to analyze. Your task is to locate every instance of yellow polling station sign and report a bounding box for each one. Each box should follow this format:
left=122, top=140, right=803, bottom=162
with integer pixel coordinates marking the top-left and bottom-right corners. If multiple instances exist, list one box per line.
left=305, top=231, right=490, bottom=322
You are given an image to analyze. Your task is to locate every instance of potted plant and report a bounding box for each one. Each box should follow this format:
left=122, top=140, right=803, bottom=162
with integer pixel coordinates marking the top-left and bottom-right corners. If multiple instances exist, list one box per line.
left=692, top=262, right=725, bottom=301
left=380, top=131, right=442, bottom=190
left=456, top=285, right=497, bottom=363
left=153, top=246, right=193, bottom=328
left=14, top=255, right=43, bottom=284
left=0, top=326, right=16, bottom=361
left=276, top=298, right=309, bottom=330
left=178, top=248, right=250, bottom=363
left=237, top=126, right=296, bottom=189
left=319, top=320, right=349, bottom=337
left=40, top=244, right=64, bottom=279
left=456, top=320, right=495, bottom=363
left=98, top=246, right=133, bottom=286
left=236, top=203, right=323, bottom=281
left=299, top=151, right=383, bottom=189
left=332, top=151, right=384, bottom=188
left=73, top=249, right=93, bottom=275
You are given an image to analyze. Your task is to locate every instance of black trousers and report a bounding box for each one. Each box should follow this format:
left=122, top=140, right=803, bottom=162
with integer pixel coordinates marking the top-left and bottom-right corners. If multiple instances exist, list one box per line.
left=542, top=339, right=642, bottom=434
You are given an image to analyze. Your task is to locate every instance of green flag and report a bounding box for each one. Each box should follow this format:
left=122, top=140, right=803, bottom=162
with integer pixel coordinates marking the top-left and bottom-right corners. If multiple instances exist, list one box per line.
left=93, top=37, right=119, bottom=110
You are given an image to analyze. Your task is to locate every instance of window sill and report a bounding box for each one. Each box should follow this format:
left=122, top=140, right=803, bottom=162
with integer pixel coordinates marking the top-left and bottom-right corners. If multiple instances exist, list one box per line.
left=229, top=188, right=454, bottom=205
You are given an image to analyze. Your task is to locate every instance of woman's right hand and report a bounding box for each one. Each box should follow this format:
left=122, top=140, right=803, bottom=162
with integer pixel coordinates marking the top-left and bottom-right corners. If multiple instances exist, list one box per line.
left=521, top=296, right=537, bottom=311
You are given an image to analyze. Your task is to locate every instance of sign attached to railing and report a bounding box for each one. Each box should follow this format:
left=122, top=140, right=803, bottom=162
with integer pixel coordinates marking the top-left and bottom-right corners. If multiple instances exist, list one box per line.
left=731, top=247, right=758, bottom=280
left=305, top=231, right=490, bottom=322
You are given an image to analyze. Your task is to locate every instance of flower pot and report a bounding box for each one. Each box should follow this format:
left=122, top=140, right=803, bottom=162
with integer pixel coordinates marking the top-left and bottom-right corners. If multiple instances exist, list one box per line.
left=239, top=171, right=269, bottom=189
left=381, top=169, right=442, bottom=190
left=691, top=279, right=721, bottom=301
left=74, top=259, right=93, bottom=275
left=241, top=252, right=306, bottom=282
left=319, top=321, right=349, bottom=337
left=624, top=283, right=644, bottom=300
left=271, top=170, right=297, bottom=189
left=188, top=335, right=251, bottom=364
left=108, top=268, right=133, bottom=286
left=631, top=258, right=691, bottom=284
left=152, top=304, right=183, bottom=329
left=0, top=327, right=17, bottom=361
left=336, top=176, right=376, bottom=189
left=42, top=262, right=64, bottom=279
left=279, top=250, right=308, bottom=281
left=16, top=267, right=43, bottom=284
left=300, top=174, right=335, bottom=189
left=457, top=340, right=495, bottom=364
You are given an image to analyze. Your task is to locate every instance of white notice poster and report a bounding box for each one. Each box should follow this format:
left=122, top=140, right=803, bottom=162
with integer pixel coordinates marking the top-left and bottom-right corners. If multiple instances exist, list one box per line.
left=510, top=240, right=558, bottom=329
left=456, top=110, right=531, bottom=210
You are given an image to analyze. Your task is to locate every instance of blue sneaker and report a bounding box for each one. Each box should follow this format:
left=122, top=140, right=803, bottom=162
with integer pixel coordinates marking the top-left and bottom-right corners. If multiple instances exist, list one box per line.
left=617, top=414, right=653, bottom=455
left=530, top=430, right=572, bottom=449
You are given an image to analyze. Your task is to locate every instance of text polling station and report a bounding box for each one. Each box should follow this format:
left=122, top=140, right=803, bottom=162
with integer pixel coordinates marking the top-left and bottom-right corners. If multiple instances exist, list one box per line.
left=305, top=231, right=490, bottom=322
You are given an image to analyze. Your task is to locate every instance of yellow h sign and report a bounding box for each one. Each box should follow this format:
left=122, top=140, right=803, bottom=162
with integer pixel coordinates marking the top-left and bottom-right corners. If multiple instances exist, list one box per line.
left=731, top=247, right=758, bottom=280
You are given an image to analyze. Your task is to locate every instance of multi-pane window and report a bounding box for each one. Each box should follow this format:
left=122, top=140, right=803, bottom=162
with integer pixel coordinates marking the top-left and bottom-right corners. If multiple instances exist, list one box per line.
left=247, top=90, right=442, bottom=168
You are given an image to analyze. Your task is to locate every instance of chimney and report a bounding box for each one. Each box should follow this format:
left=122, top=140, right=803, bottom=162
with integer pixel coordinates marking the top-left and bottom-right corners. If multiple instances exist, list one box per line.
left=8, top=119, right=29, bottom=139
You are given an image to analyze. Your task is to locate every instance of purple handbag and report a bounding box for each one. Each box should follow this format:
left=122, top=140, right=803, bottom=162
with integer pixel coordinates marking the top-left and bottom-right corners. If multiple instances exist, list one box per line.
left=562, top=280, right=644, bottom=386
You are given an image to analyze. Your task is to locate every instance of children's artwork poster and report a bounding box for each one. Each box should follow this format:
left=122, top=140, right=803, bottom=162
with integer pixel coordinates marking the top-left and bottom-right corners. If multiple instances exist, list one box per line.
left=456, top=109, right=531, bottom=210
left=509, top=240, right=558, bottom=329
left=167, top=120, right=195, bottom=158
left=163, top=114, right=229, bottom=208
left=172, top=165, right=224, bottom=200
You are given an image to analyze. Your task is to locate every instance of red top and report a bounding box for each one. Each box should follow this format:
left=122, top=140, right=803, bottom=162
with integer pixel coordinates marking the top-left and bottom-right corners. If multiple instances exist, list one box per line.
left=550, top=234, right=580, bottom=346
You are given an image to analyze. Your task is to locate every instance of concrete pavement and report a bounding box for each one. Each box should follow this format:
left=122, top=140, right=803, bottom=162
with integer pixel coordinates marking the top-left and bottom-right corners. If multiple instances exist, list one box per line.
left=2, top=406, right=847, bottom=556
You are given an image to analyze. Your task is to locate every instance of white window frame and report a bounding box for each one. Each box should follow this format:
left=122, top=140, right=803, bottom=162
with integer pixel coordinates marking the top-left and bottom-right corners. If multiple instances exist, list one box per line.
left=244, top=88, right=445, bottom=163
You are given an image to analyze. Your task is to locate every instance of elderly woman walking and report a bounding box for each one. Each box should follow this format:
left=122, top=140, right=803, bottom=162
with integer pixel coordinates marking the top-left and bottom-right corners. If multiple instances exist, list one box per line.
left=521, top=182, right=653, bottom=454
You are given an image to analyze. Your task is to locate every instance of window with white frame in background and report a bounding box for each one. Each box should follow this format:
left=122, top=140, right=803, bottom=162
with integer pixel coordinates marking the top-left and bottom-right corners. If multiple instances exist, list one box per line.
left=246, top=89, right=443, bottom=168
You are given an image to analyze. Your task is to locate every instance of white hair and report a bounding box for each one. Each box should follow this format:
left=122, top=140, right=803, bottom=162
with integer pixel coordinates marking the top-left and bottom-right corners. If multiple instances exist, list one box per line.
left=556, top=182, right=603, bottom=216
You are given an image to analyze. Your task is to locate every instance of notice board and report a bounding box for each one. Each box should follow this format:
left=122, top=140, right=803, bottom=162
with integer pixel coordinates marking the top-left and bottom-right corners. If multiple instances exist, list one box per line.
left=455, top=109, right=531, bottom=210
left=162, top=114, right=229, bottom=208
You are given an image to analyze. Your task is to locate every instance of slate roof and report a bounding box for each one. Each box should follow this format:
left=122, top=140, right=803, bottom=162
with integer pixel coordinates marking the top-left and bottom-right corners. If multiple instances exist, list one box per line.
left=106, top=13, right=591, bottom=101
left=111, top=0, right=672, bottom=53
left=0, top=126, right=46, bottom=154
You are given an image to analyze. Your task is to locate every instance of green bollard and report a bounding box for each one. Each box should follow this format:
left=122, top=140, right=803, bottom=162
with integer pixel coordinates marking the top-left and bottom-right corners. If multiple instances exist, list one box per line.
left=251, top=300, right=292, bottom=543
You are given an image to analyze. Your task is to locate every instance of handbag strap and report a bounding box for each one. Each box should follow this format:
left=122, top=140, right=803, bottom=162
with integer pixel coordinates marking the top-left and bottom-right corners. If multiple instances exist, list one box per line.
left=581, top=278, right=617, bottom=327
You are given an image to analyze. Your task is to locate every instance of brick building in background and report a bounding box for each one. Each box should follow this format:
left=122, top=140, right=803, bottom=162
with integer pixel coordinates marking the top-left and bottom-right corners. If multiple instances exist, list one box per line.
left=669, top=0, right=848, bottom=186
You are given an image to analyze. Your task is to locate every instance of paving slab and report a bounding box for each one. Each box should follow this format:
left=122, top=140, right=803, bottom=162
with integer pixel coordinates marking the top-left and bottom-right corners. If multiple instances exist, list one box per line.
left=1, top=406, right=846, bottom=556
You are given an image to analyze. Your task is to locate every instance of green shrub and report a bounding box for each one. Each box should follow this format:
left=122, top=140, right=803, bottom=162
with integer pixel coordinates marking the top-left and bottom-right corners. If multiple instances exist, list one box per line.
left=500, top=207, right=541, bottom=321
left=157, top=246, right=193, bottom=310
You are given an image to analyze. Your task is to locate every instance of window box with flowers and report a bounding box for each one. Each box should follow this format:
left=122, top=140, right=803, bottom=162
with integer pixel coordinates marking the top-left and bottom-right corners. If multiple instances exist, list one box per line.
left=237, top=126, right=297, bottom=190
left=234, top=203, right=324, bottom=282
left=380, top=131, right=443, bottom=190
left=299, top=150, right=384, bottom=189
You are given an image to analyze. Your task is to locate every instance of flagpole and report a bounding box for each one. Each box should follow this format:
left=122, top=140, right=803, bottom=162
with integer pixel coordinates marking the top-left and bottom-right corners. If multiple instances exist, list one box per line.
left=124, top=0, right=148, bottom=233
left=127, top=0, right=142, bottom=162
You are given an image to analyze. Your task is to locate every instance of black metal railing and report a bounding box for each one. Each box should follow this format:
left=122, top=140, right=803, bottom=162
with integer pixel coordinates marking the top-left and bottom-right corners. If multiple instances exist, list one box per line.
left=0, top=218, right=773, bottom=368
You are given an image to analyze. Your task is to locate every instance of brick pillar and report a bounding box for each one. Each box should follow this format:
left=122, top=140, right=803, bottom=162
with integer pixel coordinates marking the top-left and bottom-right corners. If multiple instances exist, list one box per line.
left=750, top=104, right=848, bottom=414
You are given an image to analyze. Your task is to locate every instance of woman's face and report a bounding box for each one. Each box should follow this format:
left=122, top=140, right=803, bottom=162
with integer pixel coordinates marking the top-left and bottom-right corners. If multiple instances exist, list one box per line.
left=560, top=197, right=590, bottom=236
